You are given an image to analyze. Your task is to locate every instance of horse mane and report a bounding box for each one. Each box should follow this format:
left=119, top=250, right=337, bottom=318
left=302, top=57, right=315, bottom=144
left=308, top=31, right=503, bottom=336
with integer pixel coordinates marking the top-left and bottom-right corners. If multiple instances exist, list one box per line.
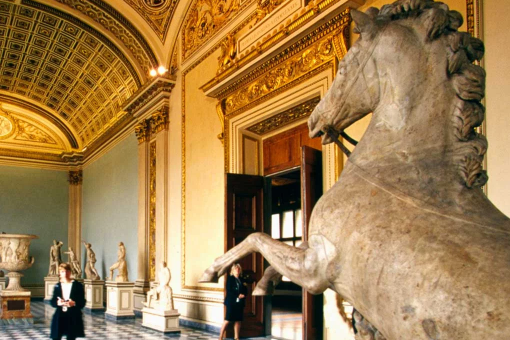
left=365, top=0, right=487, bottom=188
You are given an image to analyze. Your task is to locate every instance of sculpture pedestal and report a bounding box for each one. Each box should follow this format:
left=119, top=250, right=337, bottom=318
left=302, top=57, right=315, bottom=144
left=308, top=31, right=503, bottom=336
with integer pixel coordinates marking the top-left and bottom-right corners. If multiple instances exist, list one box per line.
left=84, top=280, right=105, bottom=313
left=0, top=277, right=6, bottom=291
left=142, top=307, right=180, bottom=333
left=105, top=281, right=134, bottom=320
left=44, top=276, right=59, bottom=303
left=0, top=290, right=33, bottom=322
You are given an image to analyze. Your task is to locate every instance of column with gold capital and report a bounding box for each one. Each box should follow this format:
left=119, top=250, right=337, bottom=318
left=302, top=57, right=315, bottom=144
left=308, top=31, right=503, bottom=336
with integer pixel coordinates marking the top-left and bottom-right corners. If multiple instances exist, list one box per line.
left=68, top=170, right=82, bottom=264
left=134, top=120, right=151, bottom=315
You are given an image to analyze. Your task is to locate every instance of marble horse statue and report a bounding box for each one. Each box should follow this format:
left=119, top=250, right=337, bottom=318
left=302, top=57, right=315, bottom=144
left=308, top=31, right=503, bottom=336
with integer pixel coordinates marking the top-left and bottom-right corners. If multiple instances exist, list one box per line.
left=200, top=1, right=510, bottom=338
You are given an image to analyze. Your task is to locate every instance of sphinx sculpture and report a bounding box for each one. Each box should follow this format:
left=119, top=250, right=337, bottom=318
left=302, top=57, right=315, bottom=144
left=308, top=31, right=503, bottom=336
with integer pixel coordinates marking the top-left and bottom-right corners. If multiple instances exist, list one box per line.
left=109, top=242, right=128, bottom=282
left=83, top=241, right=100, bottom=280
left=200, top=1, right=510, bottom=339
left=143, top=261, right=174, bottom=311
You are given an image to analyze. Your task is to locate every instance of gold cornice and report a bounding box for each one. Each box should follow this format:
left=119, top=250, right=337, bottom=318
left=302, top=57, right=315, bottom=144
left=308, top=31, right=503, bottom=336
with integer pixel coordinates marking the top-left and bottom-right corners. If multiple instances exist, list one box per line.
left=201, top=5, right=351, bottom=93
left=202, top=8, right=351, bottom=97
left=246, top=96, right=321, bottom=135
left=135, top=120, right=151, bottom=144
left=68, top=170, right=82, bottom=185
left=223, top=38, right=336, bottom=116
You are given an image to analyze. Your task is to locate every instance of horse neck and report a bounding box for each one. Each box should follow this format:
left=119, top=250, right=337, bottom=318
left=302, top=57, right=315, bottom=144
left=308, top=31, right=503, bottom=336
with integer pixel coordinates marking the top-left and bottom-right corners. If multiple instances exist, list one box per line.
left=348, top=73, right=465, bottom=206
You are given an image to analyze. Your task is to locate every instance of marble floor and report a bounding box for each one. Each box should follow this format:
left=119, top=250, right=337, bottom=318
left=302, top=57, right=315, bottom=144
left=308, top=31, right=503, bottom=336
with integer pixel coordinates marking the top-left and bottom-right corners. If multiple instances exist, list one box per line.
left=0, top=301, right=302, bottom=340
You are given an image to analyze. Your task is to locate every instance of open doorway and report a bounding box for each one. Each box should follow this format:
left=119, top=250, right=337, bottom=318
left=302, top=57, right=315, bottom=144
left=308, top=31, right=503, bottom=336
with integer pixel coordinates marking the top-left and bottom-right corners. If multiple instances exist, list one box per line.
left=269, top=169, right=303, bottom=340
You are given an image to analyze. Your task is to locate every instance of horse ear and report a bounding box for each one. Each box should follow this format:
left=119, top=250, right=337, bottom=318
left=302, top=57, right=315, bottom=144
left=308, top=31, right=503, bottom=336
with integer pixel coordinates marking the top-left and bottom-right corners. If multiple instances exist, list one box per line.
left=351, top=9, right=375, bottom=35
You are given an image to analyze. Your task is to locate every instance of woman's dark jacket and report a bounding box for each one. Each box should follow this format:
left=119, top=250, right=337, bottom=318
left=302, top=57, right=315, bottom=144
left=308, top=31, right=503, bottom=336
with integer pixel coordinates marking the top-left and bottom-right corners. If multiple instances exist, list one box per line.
left=50, top=280, right=86, bottom=339
left=224, top=275, right=247, bottom=307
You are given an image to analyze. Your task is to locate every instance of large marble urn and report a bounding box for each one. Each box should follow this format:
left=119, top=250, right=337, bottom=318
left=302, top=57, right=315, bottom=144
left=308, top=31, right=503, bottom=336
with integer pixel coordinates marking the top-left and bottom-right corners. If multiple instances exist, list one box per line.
left=0, top=234, right=38, bottom=291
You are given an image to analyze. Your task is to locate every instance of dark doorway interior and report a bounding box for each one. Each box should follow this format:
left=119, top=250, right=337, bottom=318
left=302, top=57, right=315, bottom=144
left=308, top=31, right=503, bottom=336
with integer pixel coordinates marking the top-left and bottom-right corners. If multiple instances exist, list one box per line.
left=269, top=169, right=303, bottom=340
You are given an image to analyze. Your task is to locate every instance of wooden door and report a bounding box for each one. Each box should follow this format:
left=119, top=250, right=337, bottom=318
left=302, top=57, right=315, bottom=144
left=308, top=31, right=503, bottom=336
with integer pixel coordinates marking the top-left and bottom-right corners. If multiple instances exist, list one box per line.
left=225, top=173, right=265, bottom=337
left=301, top=146, right=324, bottom=340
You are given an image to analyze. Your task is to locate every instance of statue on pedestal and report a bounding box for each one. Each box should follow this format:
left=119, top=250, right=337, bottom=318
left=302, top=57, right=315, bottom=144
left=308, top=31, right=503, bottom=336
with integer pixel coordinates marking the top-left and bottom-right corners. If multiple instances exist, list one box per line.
left=64, top=247, right=82, bottom=279
left=83, top=241, right=100, bottom=280
left=48, top=240, right=63, bottom=277
left=109, top=242, right=128, bottom=282
left=143, top=261, right=174, bottom=311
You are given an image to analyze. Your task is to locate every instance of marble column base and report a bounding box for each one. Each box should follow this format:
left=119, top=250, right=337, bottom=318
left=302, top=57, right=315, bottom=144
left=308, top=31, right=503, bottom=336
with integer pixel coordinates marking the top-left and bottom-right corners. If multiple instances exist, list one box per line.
left=105, top=281, right=134, bottom=320
left=43, top=276, right=59, bottom=304
left=0, top=290, right=32, bottom=321
left=142, top=307, right=181, bottom=333
left=84, top=280, right=105, bottom=314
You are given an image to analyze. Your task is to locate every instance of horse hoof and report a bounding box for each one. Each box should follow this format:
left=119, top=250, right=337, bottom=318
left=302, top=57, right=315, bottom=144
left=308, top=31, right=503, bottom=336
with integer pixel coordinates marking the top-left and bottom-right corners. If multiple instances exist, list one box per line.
left=253, top=282, right=274, bottom=296
left=198, top=269, right=219, bottom=283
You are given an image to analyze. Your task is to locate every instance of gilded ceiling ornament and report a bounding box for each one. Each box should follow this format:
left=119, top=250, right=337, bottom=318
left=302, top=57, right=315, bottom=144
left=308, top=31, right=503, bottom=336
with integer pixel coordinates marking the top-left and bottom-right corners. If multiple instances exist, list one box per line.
left=183, top=0, right=243, bottom=60
left=15, top=119, right=57, bottom=144
left=0, top=114, right=15, bottom=140
left=123, top=0, right=177, bottom=41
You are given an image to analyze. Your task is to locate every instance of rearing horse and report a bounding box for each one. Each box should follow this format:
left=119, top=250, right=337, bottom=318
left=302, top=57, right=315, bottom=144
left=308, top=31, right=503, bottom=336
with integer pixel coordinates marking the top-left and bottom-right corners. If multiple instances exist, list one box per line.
left=200, top=1, right=510, bottom=338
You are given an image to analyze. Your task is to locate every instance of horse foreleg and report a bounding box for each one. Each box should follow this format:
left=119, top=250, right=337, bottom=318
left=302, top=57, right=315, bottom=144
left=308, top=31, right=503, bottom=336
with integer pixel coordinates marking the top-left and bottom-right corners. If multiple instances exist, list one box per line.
left=253, top=241, right=309, bottom=296
left=199, top=233, right=330, bottom=294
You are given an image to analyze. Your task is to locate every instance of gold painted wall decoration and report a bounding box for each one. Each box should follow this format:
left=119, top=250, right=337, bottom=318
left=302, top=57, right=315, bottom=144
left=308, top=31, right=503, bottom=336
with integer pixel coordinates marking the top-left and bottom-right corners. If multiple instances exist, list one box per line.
left=0, top=112, right=15, bottom=140
left=68, top=170, right=83, bottom=185
left=149, top=141, right=156, bottom=281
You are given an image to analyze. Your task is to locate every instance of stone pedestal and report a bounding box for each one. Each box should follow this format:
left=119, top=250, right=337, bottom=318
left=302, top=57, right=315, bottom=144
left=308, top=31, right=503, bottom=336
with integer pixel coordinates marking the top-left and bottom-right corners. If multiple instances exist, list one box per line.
left=84, top=280, right=105, bottom=313
left=0, top=277, right=6, bottom=291
left=105, top=281, right=135, bottom=320
left=142, top=307, right=181, bottom=333
left=0, top=290, right=33, bottom=322
left=133, top=279, right=150, bottom=317
left=44, top=276, right=59, bottom=303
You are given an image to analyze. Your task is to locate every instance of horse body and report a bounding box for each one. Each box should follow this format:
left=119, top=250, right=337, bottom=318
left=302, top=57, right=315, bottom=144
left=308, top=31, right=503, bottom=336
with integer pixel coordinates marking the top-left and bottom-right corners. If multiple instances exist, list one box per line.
left=201, top=1, right=510, bottom=338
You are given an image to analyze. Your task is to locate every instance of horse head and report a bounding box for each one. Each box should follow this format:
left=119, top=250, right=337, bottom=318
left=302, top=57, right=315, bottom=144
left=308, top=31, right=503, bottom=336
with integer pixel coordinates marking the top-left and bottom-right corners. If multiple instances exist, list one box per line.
left=309, top=0, right=487, bottom=190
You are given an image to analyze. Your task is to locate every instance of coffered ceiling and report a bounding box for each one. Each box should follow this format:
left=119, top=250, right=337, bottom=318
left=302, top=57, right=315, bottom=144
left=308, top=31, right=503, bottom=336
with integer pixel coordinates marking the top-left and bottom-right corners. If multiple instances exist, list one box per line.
left=0, top=0, right=173, bottom=167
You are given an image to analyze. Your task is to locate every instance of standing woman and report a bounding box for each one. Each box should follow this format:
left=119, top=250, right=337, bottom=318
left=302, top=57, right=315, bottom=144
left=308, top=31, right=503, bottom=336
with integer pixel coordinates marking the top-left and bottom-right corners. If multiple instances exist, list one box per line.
left=50, top=263, right=86, bottom=340
left=219, top=263, right=247, bottom=340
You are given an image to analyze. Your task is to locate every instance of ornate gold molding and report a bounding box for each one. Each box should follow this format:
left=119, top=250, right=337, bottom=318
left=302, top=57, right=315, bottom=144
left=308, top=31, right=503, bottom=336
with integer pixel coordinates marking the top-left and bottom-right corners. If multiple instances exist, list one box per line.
left=223, top=37, right=335, bottom=115
left=0, top=112, right=16, bottom=140
left=68, top=170, right=83, bottom=185
left=15, top=119, right=56, bottom=144
left=217, top=34, right=237, bottom=75
left=123, top=77, right=176, bottom=116
left=149, top=141, right=156, bottom=281
left=135, top=120, right=151, bottom=144
left=246, top=96, right=321, bottom=135
left=202, top=8, right=351, bottom=97
left=254, top=0, right=286, bottom=24
left=182, top=0, right=250, bottom=61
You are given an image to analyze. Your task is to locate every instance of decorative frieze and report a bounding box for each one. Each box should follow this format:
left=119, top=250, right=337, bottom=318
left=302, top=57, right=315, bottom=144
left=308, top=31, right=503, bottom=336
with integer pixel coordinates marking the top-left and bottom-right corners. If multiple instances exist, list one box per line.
left=68, top=170, right=83, bottom=185
left=246, top=96, right=320, bottom=135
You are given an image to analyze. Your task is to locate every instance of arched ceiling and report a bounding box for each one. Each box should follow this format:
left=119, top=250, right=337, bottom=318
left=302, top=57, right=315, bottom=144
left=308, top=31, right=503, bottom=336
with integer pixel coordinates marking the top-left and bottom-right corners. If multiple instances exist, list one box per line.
left=0, top=0, right=178, bottom=166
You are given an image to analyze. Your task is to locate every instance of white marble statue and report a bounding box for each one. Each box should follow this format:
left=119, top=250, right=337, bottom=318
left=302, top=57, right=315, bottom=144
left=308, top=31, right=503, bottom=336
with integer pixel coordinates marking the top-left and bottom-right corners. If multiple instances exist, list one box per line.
left=64, top=247, right=82, bottom=279
left=83, top=241, right=100, bottom=280
left=48, top=240, right=63, bottom=277
left=109, top=242, right=128, bottom=282
left=144, top=261, right=174, bottom=311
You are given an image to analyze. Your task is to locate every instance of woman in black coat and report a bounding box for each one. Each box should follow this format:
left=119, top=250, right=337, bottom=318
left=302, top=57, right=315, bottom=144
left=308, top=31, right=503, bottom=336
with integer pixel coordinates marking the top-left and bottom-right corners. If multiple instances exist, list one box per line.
left=219, top=263, right=247, bottom=340
left=50, top=263, right=86, bottom=340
